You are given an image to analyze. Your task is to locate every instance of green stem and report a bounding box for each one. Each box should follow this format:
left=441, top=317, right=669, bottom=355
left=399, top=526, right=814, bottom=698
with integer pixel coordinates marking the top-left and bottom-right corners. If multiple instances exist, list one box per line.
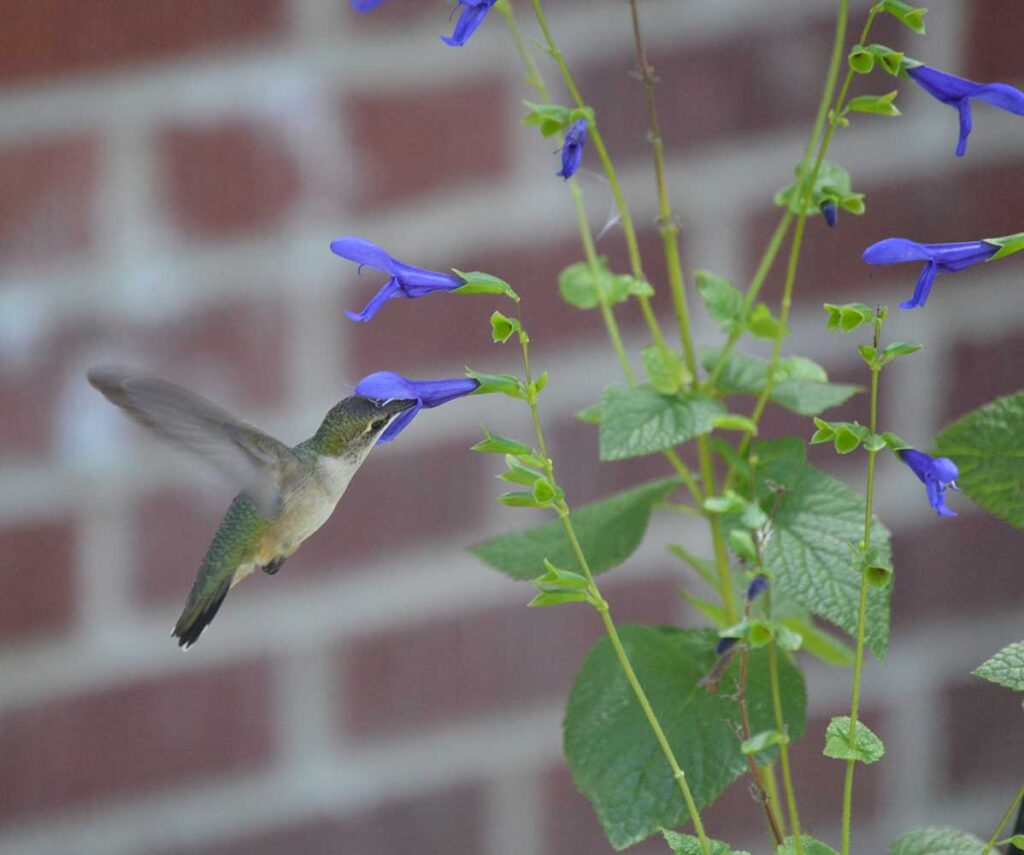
left=515, top=315, right=713, bottom=855
left=982, top=785, right=1024, bottom=855
left=769, top=637, right=805, bottom=855
left=501, top=2, right=704, bottom=503
left=841, top=318, right=881, bottom=855
left=528, top=0, right=675, bottom=374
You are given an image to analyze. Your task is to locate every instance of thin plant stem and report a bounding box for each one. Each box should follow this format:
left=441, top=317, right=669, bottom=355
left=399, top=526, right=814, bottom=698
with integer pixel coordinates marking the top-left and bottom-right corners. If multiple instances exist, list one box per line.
left=528, top=0, right=676, bottom=374
left=622, top=0, right=739, bottom=622
left=514, top=309, right=713, bottom=855
left=982, top=785, right=1024, bottom=855
left=761, top=762, right=786, bottom=839
left=840, top=316, right=881, bottom=855
left=499, top=2, right=704, bottom=502
left=769, top=633, right=806, bottom=855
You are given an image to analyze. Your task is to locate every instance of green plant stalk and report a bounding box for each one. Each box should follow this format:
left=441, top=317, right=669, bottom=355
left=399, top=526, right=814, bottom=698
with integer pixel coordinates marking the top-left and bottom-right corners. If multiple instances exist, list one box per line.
left=840, top=319, right=881, bottom=855
left=769, top=637, right=805, bottom=855
left=500, top=3, right=704, bottom=503
left=622, top=0, right=739, bottom=621
left=515, top=318, right=713, bottom=855
left=761, top=762, right=786, bottom=839
left=724, top=0, right=863, bottom=491
left=981, top=785, right=1024, bottom=855
left=528, top=0, right=676, bottom=376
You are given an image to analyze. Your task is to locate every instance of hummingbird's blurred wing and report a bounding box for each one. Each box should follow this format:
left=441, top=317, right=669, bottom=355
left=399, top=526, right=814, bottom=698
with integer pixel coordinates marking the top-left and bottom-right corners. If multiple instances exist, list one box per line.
left=88, top=367, right=300, bottom=516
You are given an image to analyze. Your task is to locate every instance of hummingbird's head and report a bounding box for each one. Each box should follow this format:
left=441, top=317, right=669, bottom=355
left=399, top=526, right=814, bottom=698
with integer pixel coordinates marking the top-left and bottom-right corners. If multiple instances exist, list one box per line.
left=314, top=395, right=417, bottom=459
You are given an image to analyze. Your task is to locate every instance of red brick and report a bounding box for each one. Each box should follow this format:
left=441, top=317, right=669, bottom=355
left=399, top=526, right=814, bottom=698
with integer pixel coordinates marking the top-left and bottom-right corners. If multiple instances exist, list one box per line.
left=0, top=1, right=286, bottom=84
left=943, top=676, right=1023, bottom=791
left=344, top=77, right=509, bottom=209
left=891, top=511, right=1023, bottom=623
left=746, top=156, right=1024, bottom=309
left=287, top=436, right=490, bottom=578
left=161, top=783, right=483, bottom=855
left=578, top=18, right=837, bottom=164
left=0, top=517, right=76, bottom=644
left=0, top=660, right=273, bottom=823
left=967, top=0, right=1024, bottom=83
left=159, top=120, right=302, bottom=239
left=339, top=576, right=678, bottom=738
left=131, top=486, right=229, bottom=607
left=948, top=328, right=1024, bottom=421
left=0, top=136, right=97, bottom=266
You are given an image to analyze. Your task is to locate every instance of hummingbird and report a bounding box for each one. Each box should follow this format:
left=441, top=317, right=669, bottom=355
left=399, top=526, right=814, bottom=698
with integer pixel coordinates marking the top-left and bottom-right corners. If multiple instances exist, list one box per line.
left=88, top=367, right=416, bottom=648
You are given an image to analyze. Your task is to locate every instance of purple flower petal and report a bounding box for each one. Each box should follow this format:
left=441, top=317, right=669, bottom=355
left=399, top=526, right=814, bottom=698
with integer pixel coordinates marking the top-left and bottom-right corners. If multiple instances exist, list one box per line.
left=955, top=99, right=973, bottom=157
left=441, top=0, right=496, bottom=46
left=557, top=118, right=588, bottom=180
left=898, top=448, right=959, bottom=517
left=820, top=201, right=838, bottom=228
left=746, top=577, right=769, bottom=601
left=863, top=238, right=934, bottom=265
left=331, top=237, right=398, bottom=275
left=351, top=0, right=385, bottom=8
left=406, top=377, right=480, bottom=408
left=899, top=260, right=938, bottom=309
left=345, top=277, right=402, bottom=322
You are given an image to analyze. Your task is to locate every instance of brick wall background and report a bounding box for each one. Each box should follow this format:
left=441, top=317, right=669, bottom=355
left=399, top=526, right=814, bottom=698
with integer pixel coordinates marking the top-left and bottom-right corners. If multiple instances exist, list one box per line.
left=1, top=1, right=1022, bottom=853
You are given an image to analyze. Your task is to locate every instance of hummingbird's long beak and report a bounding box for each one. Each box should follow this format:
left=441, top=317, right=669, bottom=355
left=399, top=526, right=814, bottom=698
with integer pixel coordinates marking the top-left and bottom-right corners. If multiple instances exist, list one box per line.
left=381, top=398, right=418, bottom=416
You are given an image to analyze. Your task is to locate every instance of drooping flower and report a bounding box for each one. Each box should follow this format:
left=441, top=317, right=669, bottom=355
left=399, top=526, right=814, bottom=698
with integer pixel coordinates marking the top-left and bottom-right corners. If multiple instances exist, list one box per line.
left=904, top=63, right=1024, bottom=157
left=897, top=448, right=960, bottom=517
left=441, top=0, right=498, bottom=47
left=350, top=0, right=385, bottom=10
left=820, top=201, right=838, bottom=228
left=557, top=118, right=588, bottom=180
left=355, top=371, right=479, bottom=443
left=715, top=636, right=738, bottom=656
left=862, top=237, right=998, bottom=309
left=331, top=237, right=466, bottom=322
left=746, top=576, right=768, bottom=602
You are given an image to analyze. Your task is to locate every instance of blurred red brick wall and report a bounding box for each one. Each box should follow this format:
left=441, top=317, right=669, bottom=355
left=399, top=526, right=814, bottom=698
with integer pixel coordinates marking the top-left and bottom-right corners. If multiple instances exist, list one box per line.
left=1, top=1, right=1022, bottom=853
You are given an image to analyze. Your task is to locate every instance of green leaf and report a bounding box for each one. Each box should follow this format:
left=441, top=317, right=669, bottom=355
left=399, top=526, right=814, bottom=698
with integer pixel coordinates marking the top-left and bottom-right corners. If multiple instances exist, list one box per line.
left=497, top=490, right=547, bottom=508
left=759, top=458, right=892, bottom=659
left=712, top=413, right=758, bottom=434
left=521, top=99, right=572, bottom=136
left=823, top=715, right=885, bottom=763
left=534, top=559, right=590, bottom=590
left=934, top=389, right=1024, bottom=531
left=668, top=544, right=718, bottom=589
left=472, top=477, right=679, bottom=580
left=702, top=348, right=861, bottom=416
left=879, top=340, right=923, bottom=365
left=451, top=269, right=519, bottom=300
left=888, top=828, right=989, bottom=855
left=824, top=301, right=874, bottom=333
left=599, top=384, right=725, bottom=461
left=779, top=836, right=840, bottom=855
left=663, top=830, right=749, bottom=855
left=527, top=589, right=587, bottom=607
left=847, top=91, right=901, bottom=117
left=747, top=303, right=786, bottom=339
left=875, top=1, right=927, bottom=35
left=643, top=346, right=691, bottom=395
left=972, top=640, right=1024, bottom=691
left=775, top=160, right=862, bottom=218
left=741, top=729, right=784, bottom=755
left=989, top=231, right=1024, bottom=261
left=565, top=627, right=806, bottom=850
left=695, top=270, right=746, bottom=332
left=576, top=402, right=602, bottom=424
left=784, top=618, right=854, bottom=667
left=1006, top=835, right=1024, bottom=848
left=558, top=257, right=652, bottom=310
left=775, top=624, right=804, bottom=652
left=680, top=589, right=730, bottom=627
left=472, top=427, right=542, bottom=465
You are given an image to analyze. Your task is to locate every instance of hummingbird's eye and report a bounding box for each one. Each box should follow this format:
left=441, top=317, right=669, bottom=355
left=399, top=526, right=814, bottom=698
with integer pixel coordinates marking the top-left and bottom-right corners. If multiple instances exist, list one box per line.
left=370, top=418, right=388, bottom=433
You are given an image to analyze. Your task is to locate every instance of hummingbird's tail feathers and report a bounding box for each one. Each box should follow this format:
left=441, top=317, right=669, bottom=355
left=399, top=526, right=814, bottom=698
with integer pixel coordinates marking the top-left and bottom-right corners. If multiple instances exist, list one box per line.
left=261, top=557, right=287, bottom=576
left=172, top=576, right=231, bottom=650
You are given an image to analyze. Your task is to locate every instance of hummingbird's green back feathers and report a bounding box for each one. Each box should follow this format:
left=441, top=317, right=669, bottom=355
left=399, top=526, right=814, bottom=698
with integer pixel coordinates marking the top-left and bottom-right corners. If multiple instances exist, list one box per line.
left=172, top=493, right=268, bottom=648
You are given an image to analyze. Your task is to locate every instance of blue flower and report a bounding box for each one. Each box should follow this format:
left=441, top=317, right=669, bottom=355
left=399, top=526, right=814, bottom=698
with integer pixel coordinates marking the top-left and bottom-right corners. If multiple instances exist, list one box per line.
left=862, top=237, right=998, bottom=309
left=820, top=201, right=838, bottom=228
left=331, top=237, right=466, bottom=322
left=905, top=64, right=1024, bottom=157
left=746, top=576, right=768, bottom=602
left=441, top=0, right=498, bottom=47
left=557, top=118, right=588, bottom=180
left=897, top=448, right=960, bottom=517
left=351, top=0, right=385, bottom=9
left=355, top=371, right=479, bottom=443
left=715, top=636, right=738, bottom=656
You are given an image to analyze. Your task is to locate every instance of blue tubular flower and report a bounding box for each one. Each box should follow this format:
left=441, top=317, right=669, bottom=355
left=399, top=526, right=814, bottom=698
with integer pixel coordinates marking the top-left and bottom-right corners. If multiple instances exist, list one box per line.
left=557, top=118, right=588, bottom=180
left=441, top=0, right=497, bottom=47
left=905, top=64, right=1024, bottom=157
left=862, top=237, right=998, bottom=309
left=331, top=237, right=466, bottom=322
left=898, top=449, right=960, bottom=517
left=715, top=636, right=738, bottom=656
left=746, top=576, right=768, bottom=602
left=355, top=371, right=480, bottom=443
left=351, top=0, right=385, bottom=9
left=820, top=201, right=838, bottom=228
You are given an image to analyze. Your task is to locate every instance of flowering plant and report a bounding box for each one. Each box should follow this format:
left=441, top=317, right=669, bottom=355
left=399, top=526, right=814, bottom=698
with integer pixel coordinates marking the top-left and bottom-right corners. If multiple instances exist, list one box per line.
left=336, top=2, right=1024, bottom=853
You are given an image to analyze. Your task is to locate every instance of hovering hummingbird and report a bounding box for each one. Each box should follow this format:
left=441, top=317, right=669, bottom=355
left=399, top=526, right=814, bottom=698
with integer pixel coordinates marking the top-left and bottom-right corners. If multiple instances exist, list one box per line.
left=88, top=368, right=416, bottom=648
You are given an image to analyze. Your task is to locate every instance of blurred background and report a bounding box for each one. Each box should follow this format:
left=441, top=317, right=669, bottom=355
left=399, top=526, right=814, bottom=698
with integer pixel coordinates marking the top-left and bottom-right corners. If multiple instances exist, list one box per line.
left=1, top=1, right=1022, bottom=853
